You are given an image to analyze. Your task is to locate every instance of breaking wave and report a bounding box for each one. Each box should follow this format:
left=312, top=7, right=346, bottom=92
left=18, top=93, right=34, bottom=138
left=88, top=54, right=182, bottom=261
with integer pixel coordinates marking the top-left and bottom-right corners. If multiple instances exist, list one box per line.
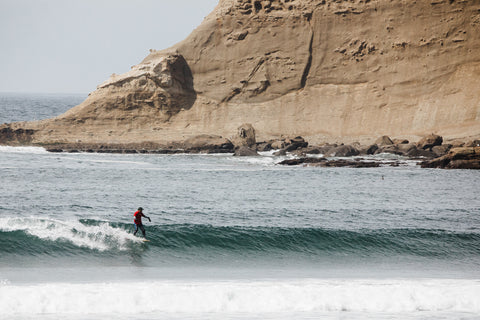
left=1, top=217, right=479, bottom=260
left=0, top=146, right=47, bottom=154
left=1, top=279, right=479, bottom=316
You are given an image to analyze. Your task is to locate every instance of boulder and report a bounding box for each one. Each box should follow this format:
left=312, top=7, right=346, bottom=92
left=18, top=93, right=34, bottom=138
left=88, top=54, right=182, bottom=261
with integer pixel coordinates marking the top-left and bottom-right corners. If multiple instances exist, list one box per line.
left=432, top=144, right=452, bottom=157
left=256, top=142, right=272, bottom=152
left=273, top=141, right=309, bottom=156
left=374, top=136, right=394, bottom=146
left=315, top=144, right=336, bottom=155
left=327, top=145, right=360, bottom=157
left=396, top=143, right=417, bottom=154
left=407, top=147, right=436, bottom=158
left=270, top=136, right=308, bottom=153
left=285, top=136, right=306, bottom=145
left=359, top=144, right=378, bottom=155
left=284, top=141, right=308, bottom=152
left=183, top=134, right=234, bottom=152
left=420, top=147, right=480, bottom=169
left=417, top=134, right=443, bottom=150
left=273, top=149, right=287, bottom=156
left=231, top=123, right=256, bottom=147
left=233, top=146, right=260, bottom=156
left=304, top=147, right=323, bottom=155
left=271, top=140, right=286, bottom=150
left=375, top=145, right=404, bottom=156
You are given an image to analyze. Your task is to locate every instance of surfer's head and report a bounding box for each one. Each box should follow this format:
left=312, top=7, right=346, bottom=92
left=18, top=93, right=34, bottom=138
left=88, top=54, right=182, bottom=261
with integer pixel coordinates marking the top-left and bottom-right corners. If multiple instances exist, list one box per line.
left=138, top=207, right=143, bottom=211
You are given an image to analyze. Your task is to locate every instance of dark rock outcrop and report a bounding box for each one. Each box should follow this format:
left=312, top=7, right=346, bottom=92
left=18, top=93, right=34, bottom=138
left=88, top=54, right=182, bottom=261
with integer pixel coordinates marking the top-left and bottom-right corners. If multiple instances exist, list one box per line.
left=420, top=147, right=480, bottom=169
left=432, top=144, right=452, bottom=157
left=374, top=145, right=404, bottom=156
left=271, top=136, right=308, bottom=155
left=0, top=126, right=35, bottom=145
left=233, top=146, right=260, bottom=156
left=256, top=142, right=273, bottom=152
left=278, top=157, right=390, bottom=168
left=327, top=145, right=360, bottom=157
left=364, top=144, right=379, bottom=155
left=417, top=134, right=443, bottom=150
left=278, top=157, right=327, bottom=166
left=183, top=135, right=234, bottom=153
left=395, top=143, right=416, bottom=154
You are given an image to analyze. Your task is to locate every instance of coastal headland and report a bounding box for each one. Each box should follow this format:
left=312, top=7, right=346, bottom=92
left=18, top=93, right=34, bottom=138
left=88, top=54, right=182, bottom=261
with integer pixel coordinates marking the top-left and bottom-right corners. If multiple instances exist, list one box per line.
left=1, top=0, right=479, bottom=167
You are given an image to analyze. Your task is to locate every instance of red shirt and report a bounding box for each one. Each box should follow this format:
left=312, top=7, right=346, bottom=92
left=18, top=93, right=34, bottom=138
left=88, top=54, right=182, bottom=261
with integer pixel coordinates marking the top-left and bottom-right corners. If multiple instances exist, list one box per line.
left=134, top=211, right=145, bottom=225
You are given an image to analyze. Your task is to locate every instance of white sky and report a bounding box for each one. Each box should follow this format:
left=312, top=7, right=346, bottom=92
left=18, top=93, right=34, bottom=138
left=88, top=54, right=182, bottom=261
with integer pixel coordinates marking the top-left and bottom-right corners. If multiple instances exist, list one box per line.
left=0, top=0, right=218, bottom=94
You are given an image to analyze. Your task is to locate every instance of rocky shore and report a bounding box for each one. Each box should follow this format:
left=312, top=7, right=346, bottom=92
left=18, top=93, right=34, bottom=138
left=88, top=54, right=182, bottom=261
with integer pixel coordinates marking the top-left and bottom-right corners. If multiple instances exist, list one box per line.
left=28, top=123, right=480, bottom=169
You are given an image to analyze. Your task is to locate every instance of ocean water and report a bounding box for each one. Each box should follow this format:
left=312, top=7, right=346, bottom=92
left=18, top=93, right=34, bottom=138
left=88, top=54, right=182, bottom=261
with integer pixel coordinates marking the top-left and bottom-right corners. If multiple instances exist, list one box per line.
left=0, top=94, right=480, bottom=319
left=0, top=92, right=86, bottom=124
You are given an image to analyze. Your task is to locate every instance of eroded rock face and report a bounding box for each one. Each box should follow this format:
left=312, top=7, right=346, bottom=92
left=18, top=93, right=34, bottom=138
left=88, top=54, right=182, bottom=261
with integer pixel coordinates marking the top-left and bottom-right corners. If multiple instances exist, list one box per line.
left=0, top=54, right=196, bottom=146
left=231, top=123, right=256, bottom=147
left=165, top=0, right=480, bottom=144
left=62, top=54, right=196, bottom=124
left=1, top=0, right=480, bottom=147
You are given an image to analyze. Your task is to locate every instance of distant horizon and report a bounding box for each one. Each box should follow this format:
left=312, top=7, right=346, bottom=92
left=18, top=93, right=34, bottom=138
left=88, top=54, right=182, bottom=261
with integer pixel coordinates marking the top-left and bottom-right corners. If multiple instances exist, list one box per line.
left=0, top=0, right=218, bottom=94
left=0, top=91, right=89, bottom=96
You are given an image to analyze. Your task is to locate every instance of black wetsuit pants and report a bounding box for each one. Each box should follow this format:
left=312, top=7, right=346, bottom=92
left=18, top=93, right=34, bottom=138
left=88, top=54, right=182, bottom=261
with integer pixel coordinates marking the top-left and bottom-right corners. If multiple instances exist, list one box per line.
left=134, top=223, right=146, bottom=237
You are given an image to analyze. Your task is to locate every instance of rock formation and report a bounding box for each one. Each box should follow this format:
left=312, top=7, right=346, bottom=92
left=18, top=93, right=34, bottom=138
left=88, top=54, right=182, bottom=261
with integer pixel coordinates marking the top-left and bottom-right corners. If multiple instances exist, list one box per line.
left=231, top=123, right=257, bottom=147
left=1, top=0, right=480, bottom=147
left=421, top=147, right=480, bottom=169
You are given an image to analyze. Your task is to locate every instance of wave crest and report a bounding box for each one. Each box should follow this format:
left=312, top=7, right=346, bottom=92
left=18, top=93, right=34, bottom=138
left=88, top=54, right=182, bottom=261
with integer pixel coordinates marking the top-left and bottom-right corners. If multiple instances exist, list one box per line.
left=1, top=219, right=479, bottom=259
left=0, top=217, right=141, bottom=252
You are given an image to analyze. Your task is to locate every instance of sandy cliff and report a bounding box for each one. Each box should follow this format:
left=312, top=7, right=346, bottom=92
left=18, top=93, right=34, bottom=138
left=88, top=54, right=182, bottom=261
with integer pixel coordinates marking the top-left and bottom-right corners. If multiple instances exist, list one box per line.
left=1, top=0, right=480, bottom=146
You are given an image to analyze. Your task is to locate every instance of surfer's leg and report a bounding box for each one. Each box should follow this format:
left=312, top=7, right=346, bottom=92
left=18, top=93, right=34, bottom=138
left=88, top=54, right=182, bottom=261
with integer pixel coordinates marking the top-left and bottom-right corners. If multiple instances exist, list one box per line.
left=134, top=224, right=138, bottom=235
left=139, top=224, right=146, bottom=238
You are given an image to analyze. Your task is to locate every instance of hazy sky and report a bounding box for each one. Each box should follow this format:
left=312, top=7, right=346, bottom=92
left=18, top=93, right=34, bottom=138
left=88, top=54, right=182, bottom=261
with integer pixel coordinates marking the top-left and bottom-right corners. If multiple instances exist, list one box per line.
left=0, top=0, right=218, bottom=94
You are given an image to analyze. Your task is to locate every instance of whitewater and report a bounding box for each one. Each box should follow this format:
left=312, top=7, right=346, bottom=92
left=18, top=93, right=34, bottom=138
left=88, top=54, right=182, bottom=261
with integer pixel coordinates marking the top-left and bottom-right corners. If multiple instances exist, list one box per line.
left=1, top=93, right=480, bottom=319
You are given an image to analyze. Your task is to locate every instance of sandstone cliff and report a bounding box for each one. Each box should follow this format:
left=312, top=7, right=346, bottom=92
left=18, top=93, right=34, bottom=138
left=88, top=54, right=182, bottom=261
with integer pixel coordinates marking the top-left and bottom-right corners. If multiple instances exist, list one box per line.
left=1, top=0, right=480, bottom=147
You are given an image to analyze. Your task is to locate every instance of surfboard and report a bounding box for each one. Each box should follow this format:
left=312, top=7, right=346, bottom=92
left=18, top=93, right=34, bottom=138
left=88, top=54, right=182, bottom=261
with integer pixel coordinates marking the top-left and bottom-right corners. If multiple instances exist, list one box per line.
left=142, top=239, right=150, bottom=242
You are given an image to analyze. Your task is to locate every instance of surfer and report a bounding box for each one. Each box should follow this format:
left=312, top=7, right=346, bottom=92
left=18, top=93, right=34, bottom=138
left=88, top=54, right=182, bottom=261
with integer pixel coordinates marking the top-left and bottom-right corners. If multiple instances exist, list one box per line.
left=133, top=207, right=151, bottom=238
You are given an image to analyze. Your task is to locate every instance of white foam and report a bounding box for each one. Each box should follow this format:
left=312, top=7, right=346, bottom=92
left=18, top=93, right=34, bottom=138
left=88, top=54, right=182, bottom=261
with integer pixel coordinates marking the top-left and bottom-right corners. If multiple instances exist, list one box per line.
left=227, top=153, right=292, bottom=167
left=1, top=279, right=479, bottom=316
left=0, top=217, right=141, bottom=251
left=0, top=146, right=47, bottom=154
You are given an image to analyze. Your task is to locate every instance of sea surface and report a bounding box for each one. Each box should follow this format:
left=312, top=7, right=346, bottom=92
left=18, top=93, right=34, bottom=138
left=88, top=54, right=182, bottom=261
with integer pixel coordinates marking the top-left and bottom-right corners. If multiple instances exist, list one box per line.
left=1, top=93, right=480, bottom=319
